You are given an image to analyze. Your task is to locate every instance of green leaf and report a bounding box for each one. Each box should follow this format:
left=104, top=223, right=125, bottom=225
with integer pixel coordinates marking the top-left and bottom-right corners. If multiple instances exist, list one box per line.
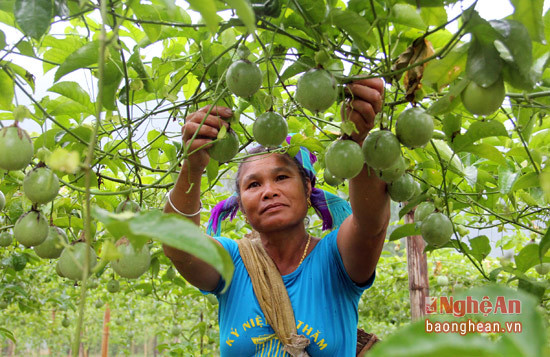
left=129, top=4, right=163, bottom=43
left=467, top=235, right=491, bottom=263
left=390, top=4, right=426, bottom=30
left=0, top=327, right=16, bottom=343
left=187, top=0, right=219, bottom=33
left=515, top=243, right=539, bottom=272
left=225, top=0, right=256, bottom=33
left=279, top=57, right=314, bottom=83
left=48, top=81, right=94, bottom=113
left=461, top=143, right=507, bottom=166
left=92, top=207, right=234, bottom=292
left=206, top=158, right=219, bottom=184
left=0, top=30, right=5, bottom=49
left=54, top=41, right=100, bottom=82
left=428, top=140, right=464, bottom=174
left=498, top=166, right=520, bottom=195
left=490, top=20, right=533, bottom=79
left=511, top=172, right=540, bottom=192
left=389, top=223, right=420, bottom=241
left=423, top=44, right=468, bottom=90
left=540, top=228, right=550, bottom=261
left=328, top=8, right=373, bottom=53
left=14, top=0, right=53, bottom=39
left=293, top=0, right=326, bottom=25
left=517, top=277, right=547, bottom=301
left=426, top=78, right=468, bottom=116
left=451, top=120, right=508, bottom=151
left=466, top=37, right=502, bottom=87
left=510, top=0, right=545, bottom=43
left=0, top=70, right=14, bottom=110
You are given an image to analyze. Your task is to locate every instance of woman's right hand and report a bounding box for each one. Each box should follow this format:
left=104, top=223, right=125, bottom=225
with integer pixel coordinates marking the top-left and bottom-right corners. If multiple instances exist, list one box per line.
left=182, top=105, right=232, bottom=169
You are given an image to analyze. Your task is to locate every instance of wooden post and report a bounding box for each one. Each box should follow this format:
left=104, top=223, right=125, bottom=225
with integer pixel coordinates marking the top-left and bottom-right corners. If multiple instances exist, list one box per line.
left=101, top=305, right=111, bottom=357
left=405, top=210, right=429, bottom=321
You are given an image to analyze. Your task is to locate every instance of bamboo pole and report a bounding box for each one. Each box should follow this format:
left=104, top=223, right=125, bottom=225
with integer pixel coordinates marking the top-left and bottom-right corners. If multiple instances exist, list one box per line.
left=405, top=210, right=430, bottom=321
left=101, top=305, right=111, bottom=357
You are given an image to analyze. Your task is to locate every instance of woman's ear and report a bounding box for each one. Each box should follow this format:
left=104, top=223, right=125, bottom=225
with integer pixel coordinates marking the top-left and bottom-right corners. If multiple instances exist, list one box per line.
left=306, top=179, right=312, bottom=198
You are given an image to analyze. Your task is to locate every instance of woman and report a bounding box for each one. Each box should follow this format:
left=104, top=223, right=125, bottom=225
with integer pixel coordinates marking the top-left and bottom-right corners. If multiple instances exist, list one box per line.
left=163, top=78, right=389, bottom=356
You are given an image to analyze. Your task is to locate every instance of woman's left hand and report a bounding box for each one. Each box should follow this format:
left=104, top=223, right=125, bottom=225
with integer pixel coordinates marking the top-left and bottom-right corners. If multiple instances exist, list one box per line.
left=341, top=78, right=385, bottom=144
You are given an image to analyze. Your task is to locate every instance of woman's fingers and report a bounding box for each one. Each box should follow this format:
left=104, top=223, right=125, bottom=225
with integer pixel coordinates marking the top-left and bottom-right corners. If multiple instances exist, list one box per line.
left=182, top=122, right=220, bottom=141
left=345, top=82, right=383, bottom=114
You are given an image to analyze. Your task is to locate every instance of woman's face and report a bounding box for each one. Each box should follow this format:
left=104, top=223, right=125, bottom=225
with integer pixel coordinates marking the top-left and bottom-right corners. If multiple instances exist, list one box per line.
left=238, top=153, right=310, bottom=233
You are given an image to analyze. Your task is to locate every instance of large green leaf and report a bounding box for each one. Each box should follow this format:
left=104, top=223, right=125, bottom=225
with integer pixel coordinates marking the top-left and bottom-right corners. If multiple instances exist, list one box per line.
left=187, top=0, right=219, bottom=33
left=328, top=8, right=373, bottom=53
left=226, top=0, right=256, bottom=33
left=511, top=172, right=540, bottom=192
left=461, top=143, right=507, bottom=166
left=92, top=207, right=234, bottom=291
left=14, top=0, right=52, bottom=39
left=426, top=78, right=468, bottom=116
left=389, top=223, right=420, bottom=241
left=510, top=0, right=545, bottom=43
left=452, top=120, right=508, bottom=151
left=466, top=235, right=491, bottom=263
left=515, top=243, right=540, bottom=272
left=466, top=37, right=502, bottom=87
left=54, top=41, right=100, bottom=82
left=540, top=228, right=550, bottom=261
left=48, top=81, right=94, bottom=113
left=293, top=0, right=326, bottom=25
left=390, top=4, right=426, bottom=30
left=129, top=4, right=163, bottom=43
left=498, top=166, right=520, bottom=195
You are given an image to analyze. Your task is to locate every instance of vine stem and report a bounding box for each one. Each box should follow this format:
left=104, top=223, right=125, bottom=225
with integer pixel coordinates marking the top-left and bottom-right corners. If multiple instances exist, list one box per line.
left=71, top=0, right=110, bottom=354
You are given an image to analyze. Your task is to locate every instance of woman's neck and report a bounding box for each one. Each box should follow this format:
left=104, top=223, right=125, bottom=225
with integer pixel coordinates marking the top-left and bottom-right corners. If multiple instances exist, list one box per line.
left=258, top=225, right=311, bottom=275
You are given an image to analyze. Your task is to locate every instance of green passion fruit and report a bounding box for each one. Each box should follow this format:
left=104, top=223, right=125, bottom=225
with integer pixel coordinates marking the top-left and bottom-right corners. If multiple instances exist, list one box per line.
left=421, top=212, right=453, bottom=247
left=323, top=168, right=343, bottom=187
left=387, top=174, right=416, bottom=202
left=115, top=199, right=140, bottom=213
left=395, top=107, right=434, bottom=148
left=295, top=69, right=338, bottom=113
left=0, top=231, right=12, bottom=247
left=23, top=166, right=60, bottom=205
left=375, top=156, right=407, bottom=183
left=107, top=279, right=120, bottom=293
left=226, top=60, right=262, bottom=98
left=111, top=238, right=151, bottom=279
left=324, top=140, right=364, bottom=179
left=58, top=242, right=98, bottom=281
left=0, top=125, right=34, bottom=171
left=34, top=226, right=68, bottom=259
left=14, top=210, right=49, bottom=247
left=362, top=130, right=401, bottom=170
left=253, top=112, right=288, bottom=148
left=207, top=129, right=239, bottom=163
left=461, top=78, right=505, bottom=116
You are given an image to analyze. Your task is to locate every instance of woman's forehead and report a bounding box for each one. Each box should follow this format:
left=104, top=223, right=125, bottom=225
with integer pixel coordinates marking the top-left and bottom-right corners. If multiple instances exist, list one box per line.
left=239, top=153, right=297, bottom=176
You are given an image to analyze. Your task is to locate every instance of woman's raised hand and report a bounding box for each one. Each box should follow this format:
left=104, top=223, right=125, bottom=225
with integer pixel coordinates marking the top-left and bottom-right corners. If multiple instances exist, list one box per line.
left=182, top=105, right=232, bottom=169
left=341, top=78, right=384, bottom=144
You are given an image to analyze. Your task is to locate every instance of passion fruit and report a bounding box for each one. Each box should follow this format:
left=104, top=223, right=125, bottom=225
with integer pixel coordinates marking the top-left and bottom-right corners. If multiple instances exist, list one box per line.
left=461, top=78, right=505, bottom=116
left=375, top=156, right=407, bottom=183
left=0, top=231, right=12, bottom=247
left=34, top=226, right=68, bottom=259
left=295, top=69, right=338, bottom=112
left=253, top=112, right=288, bottom=148
left=323, top=168, right=343, bottom=187
left=111, top=238, right=151, bottom=279
left=395, top=107, right=434, bottom=148
left=362, top=130, right=401, bottom=170
left=58, top=242, right=98, bottom=281
left=115, top=199, right=140, bottom=213
left=106, top=279, right=120, bottom=293
left=421, top=212, right=453, bottom=247
left=387, top=174, right=416, bottom=202
left=14, top=210, right=49, bottom=247
left=414, top=202, right=435, bottom=222
left=324, top=140, right=364, bottom=179
left=23, top=166, right=60, bottom=205
left=225, top=60, right=262, bottom=98
left=207, top=129, right=239, bottom=163
left=0, top=125, right=34, bottom=171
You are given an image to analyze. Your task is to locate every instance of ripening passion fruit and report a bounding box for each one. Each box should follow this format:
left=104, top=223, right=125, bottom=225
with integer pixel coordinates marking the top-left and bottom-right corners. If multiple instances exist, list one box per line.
left=111, top=238, right=151, bottom=279
left=324, top=140, right=364, bottom=179
left=295, top=69, right=338, bottom=112
left=14, top=210, right=49, bottom=247
left=225, top=60, right=262, bottom=98
left=421, top=212, right=453, bottom=247
left=387, top=173, right=416, bottom=202
left=34, top=226, right=68, bottom=259
left=107, top=279, right=120, bottom=293
left=461, top=78, right=505, bottom=116
left=207, top=129, right=239, bottom=163
left=253, top=112, right=288, bottom=148
left=362, top=130, right=401, bottom=170
left=58, top=242, right=98, bottom=281
left=375, top=156, right=407, bottom=183
left=395, top=107, right=434, bottom=148
left=414, top=201, right=435, bottom=222
left=23, top=166, right=60, bottom=205
left=0, top=125, right=34, bottom=171
left=0, top=231, right=12, bottom=247
left=323, top=168, right=343, bottom=187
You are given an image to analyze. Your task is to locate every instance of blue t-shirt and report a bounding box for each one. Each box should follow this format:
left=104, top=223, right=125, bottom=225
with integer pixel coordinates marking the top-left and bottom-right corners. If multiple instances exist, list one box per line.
left=204, top=229, right=375, bottom=356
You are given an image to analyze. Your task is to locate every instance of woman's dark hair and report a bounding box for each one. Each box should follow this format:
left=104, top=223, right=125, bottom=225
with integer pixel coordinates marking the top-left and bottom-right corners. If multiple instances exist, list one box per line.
left=235, top=146, right=310, bottom=199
